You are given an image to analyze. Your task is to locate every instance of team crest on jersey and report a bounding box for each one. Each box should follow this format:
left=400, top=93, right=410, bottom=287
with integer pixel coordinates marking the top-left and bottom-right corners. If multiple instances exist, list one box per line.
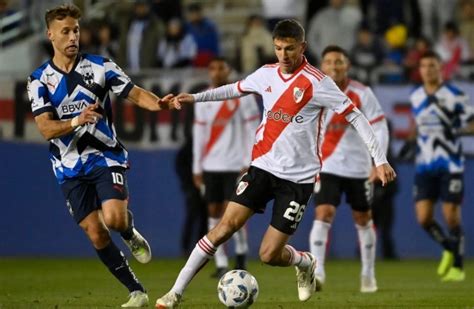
left=236, top=181, right=249, bottom=195
left=80, top=63, right=95, bottom=87
left=46, top=72, right=59, bottom=92
left=293, top=87, right=305, bottom=103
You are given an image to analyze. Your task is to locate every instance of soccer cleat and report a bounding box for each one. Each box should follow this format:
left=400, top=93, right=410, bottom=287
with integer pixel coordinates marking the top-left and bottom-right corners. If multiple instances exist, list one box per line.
left=296, top=252, right=317, bottom=301
left=360, top=275, right=378, bottom=293
left=122, top=228, right=152, bottom=264
left=155, top=291, right=182, bottom=308
left=437, top=250, right=454, bottom=276
left=121, top=290, right=149, bottom=307
left=441, top=267, right=465, bottom=282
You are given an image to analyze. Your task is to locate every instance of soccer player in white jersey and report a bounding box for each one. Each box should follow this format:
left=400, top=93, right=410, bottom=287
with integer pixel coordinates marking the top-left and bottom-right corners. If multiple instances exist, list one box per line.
left=193, top=57, right=260, bottom=277
left=309, top=45, right=389, bottom=293
left=28, top=4, right=176, bottom=307
left=156, top=19, right=396, bottom=308
left=410, top=51, right=474, bottom=282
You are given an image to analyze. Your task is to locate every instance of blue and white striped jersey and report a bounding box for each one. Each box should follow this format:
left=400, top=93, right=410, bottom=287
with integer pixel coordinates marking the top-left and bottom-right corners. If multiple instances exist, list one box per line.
left=410, top=83, right=473, bottom=174
left=27, top=54, right=134, bottom=184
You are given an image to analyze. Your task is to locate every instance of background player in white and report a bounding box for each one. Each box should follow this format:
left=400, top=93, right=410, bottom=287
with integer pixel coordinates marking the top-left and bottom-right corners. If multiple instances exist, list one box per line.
left=193, top=57, right=260, bottom=277
left=28, top=4, right=175, bottom=307
left=156, top=19, right=396, bottom=308
left=410, top=51, right=474, bottom=282
left=309, top=45, right=389, bottom=293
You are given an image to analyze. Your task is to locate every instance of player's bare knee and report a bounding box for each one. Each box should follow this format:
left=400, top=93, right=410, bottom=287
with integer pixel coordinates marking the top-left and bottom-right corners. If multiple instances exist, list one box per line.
left=316, top=205, right=335, bottom=223
left=103, top=212, right=127, bottom=231
left=353, top=212, right=371, bottom=226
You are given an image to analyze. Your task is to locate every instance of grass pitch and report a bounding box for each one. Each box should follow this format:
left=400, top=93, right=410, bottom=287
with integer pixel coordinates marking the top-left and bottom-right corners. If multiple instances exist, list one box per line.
left=0, top=258, right=473, bottom=308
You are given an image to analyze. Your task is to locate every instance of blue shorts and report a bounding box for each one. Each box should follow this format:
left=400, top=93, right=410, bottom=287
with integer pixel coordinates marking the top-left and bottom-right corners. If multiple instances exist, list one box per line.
left=414, top=172, right=463, bottom=204
left=61, top=166, right=129, bottom=223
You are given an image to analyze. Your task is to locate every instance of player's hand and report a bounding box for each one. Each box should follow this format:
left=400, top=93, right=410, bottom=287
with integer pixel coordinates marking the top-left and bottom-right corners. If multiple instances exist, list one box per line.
left=173, top=93, right=195, bottom=110
left=78, top=102, right=102, bottom=125
left=156, top=93, right=174, bottom=111
left=193, top=174, right=203, bottom=189
left=368, top=166, right=378, bottom=183
left=375, top=163, right=396, bottom=187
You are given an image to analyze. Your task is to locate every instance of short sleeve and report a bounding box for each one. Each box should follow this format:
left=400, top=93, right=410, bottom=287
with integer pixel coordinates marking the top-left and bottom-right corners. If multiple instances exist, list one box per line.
left=315, top=77, right=354, bottom=114
left=237, top=68, right=263, bottom=94
left=104, top=59, right=135, bottom=98
left=27, top=76, right=55, bottom=117
left=360, top=87, right=385, bottom=123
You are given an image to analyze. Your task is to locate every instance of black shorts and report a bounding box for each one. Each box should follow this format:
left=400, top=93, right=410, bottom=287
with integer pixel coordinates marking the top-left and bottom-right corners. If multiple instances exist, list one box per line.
left=203, top=171, right=240, bottom=203
left=230, top=166, right=313, bottom=235
left=314, top=173, right=373, bottom=212
left=61, top=166, right=129, bottom=223
left=414, top=172, right=463, bottom=204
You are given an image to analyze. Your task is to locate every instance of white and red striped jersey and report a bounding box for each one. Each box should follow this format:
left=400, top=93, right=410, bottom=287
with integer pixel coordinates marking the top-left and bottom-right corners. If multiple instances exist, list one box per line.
left=193, top=94, right=260, bottom=174
left=236, top=58, right=354, bottom=183
left=321, top=79, right=387, bottom=178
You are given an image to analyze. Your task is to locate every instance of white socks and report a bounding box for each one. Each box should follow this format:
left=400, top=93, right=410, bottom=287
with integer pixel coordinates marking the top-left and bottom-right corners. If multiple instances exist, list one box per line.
left=285, top=245, right=312, bottom=269
left=310, top=220, right=331, bottom=279
left=208, top=217, right=228, bottom=268
left=232, top=227, right=248, bottom=255
left=171, top=236, right=216, bottom=295
left=356, top=220, right=376, bottom=278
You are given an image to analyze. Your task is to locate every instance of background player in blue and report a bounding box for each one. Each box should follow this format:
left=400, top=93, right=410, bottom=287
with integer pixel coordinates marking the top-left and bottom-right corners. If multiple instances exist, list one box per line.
left=27, top=4, right=176, bottom=307
left=410, top=51, right=474, bottom=282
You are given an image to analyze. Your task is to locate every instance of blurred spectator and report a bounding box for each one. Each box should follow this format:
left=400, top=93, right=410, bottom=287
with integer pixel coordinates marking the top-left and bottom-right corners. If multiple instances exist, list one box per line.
left=360, top=0, right=406, bottom=35
left=261, top=0, right=306, bottom=30
left=239, top=15, right=274, bottom=74
left=382, top=23, right=408, bottom=83
left=151, top=0, right=182, bottom=23
left=185, top=3, right=219, bottom=67
left=0, top=0, right=20, bottom=46
left=79, top=23, right=98, bottom=54
left=404, top=36, right=431, bottom=83
left=435, top=21, right=471, bottom=79
left=97, top=21, right=118, bottom=60
left=350, top=25, right=385, bottom=79
left=117, top=0, right=164, bottom=71
left=307, top=0, right=361, bottom=62
left=158, top=18, right=197, bottom=68
left=458, top=0, right=474, bottom=59
left=418, top=0, right=457, bottom=41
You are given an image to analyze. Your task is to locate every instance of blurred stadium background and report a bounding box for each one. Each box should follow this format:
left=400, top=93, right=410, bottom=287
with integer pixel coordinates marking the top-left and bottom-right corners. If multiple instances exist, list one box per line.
left=1, top=0, right=474, bottom=295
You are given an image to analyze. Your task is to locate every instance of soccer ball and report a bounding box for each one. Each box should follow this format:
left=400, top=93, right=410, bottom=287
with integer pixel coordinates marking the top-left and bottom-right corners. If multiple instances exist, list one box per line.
left=217, top=270, right=259, bottom=308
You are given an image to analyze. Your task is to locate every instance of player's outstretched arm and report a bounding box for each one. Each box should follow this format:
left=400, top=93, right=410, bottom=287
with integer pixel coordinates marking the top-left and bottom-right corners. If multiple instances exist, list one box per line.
left=126, top=85, right=175, bottom=111
left=345, top=108, right=396, bottom=186
left=34, top=103, right=102, bottom=140
left=191, top=82, right=245, bottom=103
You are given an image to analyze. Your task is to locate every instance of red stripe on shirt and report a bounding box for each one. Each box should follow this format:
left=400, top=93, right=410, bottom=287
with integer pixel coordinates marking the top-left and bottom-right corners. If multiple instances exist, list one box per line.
left=306, top=64, right=325, bottom=79
left=305, top=65, right=325, bottom=80
left=369, top=115, right=385, bottom=124
left=203, top=99, right=240, bottom=158
left=252, top=74, right=313, bottom=161
left=303, top=68, right=323, bottom=81
left=321, top=90, right=361, bottom=161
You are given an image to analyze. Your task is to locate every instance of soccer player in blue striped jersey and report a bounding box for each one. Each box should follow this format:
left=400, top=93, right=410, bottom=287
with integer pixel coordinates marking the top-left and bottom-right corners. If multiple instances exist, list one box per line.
left=410, top=50, right=474, bottom=282
left=27, top=4, right=176, bottom=307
